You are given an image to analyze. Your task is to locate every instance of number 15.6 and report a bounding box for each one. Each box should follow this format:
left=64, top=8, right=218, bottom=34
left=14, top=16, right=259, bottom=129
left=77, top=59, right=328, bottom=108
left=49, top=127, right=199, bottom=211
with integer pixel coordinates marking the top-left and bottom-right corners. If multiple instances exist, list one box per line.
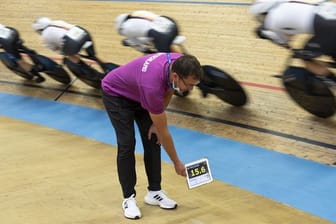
left=190, top=166, right=206, bottom=177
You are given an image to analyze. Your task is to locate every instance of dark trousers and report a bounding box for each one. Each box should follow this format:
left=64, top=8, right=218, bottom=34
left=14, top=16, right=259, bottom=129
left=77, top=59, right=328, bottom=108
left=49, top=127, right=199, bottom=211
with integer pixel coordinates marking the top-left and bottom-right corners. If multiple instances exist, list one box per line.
left=102, top=92, right=162, bottom=198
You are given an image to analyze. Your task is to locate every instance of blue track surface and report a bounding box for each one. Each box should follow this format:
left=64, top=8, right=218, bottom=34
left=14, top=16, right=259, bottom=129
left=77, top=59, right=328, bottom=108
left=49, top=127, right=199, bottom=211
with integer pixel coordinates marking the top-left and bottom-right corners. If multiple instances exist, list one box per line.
left=1, top=92, right=335, bottom=222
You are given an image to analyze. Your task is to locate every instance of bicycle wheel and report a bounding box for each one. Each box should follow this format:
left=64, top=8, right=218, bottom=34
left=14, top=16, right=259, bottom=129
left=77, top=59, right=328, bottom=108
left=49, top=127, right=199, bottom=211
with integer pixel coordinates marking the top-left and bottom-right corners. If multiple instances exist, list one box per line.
left=201, top=65, right=247, bottom=106
left=283, top=66, right=335, bottom=118
left=35, top=55, right=72, bottom=84
left=0, top=52, right=34, bottom=80
left=64, top=58, right=104, bottom=89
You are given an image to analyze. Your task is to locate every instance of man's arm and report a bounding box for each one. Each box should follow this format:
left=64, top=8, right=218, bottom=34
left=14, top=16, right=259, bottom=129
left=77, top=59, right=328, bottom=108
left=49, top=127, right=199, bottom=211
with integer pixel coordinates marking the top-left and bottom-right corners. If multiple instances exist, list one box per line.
left=255, top=25, right=290, bottom=46
left=150, top=111, right=186, bottom=176
left=164, top=90, right=174, bottom=108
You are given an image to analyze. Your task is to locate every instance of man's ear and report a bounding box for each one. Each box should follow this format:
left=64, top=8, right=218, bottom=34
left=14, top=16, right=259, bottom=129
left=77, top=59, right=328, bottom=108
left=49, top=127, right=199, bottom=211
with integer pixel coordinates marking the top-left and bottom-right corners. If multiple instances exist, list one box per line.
left=171, top=72, right=178, bottom=79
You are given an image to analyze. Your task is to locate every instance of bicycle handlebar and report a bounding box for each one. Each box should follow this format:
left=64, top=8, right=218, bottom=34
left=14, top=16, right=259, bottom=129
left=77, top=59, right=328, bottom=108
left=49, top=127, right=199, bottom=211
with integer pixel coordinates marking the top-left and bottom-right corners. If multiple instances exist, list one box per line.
left=279, top=43, right=336, bottom=68
left=18, top=44, right=37, bottom=55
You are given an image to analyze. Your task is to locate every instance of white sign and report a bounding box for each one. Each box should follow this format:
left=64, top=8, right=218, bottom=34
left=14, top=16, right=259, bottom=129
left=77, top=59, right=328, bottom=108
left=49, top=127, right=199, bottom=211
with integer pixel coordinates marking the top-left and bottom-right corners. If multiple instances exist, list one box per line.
left=185, top=158, right=213, bottom=189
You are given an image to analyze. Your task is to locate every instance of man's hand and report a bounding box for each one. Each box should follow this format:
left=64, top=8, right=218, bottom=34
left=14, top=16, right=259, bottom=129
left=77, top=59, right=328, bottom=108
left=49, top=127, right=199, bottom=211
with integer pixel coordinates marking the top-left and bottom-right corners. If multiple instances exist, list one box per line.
left=292, top=49, right=322, bottom=60
left=174, top=160, right=186, bottom=177
left=148, top=124, right=160, bottom=144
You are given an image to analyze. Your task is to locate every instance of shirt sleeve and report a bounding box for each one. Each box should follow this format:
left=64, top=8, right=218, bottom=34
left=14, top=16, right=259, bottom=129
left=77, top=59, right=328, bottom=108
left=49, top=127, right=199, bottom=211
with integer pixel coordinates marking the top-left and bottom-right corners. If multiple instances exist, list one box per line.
left=260, top=29, right=289, bottom=45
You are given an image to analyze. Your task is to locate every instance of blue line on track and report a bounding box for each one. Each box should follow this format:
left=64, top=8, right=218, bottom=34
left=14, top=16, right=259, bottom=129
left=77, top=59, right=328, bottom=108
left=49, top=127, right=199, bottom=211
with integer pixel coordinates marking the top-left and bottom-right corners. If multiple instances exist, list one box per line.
left=1, top=92, right=335, bottom=222
left=1, top=79, right=335, bottom=150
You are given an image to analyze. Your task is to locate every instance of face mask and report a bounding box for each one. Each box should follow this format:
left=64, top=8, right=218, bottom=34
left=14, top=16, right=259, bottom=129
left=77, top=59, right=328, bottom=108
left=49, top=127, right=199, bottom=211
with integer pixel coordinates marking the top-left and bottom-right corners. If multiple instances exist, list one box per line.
left=171, top=80, right=181, bottom=93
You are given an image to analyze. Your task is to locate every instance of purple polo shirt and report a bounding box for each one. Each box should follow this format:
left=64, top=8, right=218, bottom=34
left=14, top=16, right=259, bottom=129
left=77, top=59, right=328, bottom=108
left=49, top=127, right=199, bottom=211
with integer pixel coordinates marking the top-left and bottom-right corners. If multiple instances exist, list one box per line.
left=102, top=53, right=183, bottom=114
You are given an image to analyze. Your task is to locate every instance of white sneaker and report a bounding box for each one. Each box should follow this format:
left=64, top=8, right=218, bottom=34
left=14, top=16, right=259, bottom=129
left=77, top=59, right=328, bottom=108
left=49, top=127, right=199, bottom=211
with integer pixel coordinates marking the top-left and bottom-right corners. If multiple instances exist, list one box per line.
left=122, top=194, right=141, bottom=219
left=144, top=190, right=177, bottom=209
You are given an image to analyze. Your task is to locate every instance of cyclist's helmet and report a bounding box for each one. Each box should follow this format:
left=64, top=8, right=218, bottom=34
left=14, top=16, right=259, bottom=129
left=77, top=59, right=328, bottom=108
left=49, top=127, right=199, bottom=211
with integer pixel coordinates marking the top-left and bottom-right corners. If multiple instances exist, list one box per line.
left=114, top=14, right=129, bottom=34
left=32, top=17, right=51, bottom=32
left=250, top=0, right=284, bottom=21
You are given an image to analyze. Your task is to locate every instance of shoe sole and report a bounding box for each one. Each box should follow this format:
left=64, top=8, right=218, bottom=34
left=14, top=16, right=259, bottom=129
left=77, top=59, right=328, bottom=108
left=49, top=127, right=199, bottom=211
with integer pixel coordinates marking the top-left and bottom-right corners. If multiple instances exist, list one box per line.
left=144, top=199, right=178, bottom=209
left=124, top=210, right=141, bottom=219
left=125, top=215, right=141, bottom=220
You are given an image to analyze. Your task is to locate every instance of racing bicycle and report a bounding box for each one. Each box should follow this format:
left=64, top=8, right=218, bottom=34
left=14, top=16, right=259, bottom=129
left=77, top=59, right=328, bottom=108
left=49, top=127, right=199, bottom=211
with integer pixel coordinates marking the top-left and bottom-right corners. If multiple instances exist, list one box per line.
left=0, top=44, right=71, bottom=84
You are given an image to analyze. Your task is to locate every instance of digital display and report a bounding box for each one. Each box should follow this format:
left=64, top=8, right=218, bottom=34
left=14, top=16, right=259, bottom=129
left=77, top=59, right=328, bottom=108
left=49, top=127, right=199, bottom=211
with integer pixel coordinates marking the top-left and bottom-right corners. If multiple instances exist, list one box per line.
left=185, top=158, right=213, bottom=189
left=186, top=161, right=209, bottom=179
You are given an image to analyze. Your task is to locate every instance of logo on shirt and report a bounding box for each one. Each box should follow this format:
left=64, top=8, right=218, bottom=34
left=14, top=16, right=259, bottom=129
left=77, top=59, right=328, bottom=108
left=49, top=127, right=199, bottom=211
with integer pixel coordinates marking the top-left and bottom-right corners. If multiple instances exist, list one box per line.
left=142, top=53, right=164, bottom=72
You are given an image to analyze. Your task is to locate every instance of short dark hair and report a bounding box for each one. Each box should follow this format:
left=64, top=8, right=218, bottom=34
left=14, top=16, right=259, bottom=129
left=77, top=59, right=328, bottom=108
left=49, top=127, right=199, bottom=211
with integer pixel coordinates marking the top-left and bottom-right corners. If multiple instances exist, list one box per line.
left=172, top=54, right=203, bottom=80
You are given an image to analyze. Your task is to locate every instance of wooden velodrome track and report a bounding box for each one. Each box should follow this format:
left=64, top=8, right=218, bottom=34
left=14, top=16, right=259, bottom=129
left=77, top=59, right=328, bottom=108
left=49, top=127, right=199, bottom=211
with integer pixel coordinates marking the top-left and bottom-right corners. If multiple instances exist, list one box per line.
left=1, top=0, right=336, bottom=223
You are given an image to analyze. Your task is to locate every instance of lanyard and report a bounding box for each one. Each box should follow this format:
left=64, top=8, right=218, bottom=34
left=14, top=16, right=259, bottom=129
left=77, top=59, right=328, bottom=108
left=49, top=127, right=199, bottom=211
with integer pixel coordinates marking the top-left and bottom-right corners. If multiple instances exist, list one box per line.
left=166, top=53, right=172, bottom=88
